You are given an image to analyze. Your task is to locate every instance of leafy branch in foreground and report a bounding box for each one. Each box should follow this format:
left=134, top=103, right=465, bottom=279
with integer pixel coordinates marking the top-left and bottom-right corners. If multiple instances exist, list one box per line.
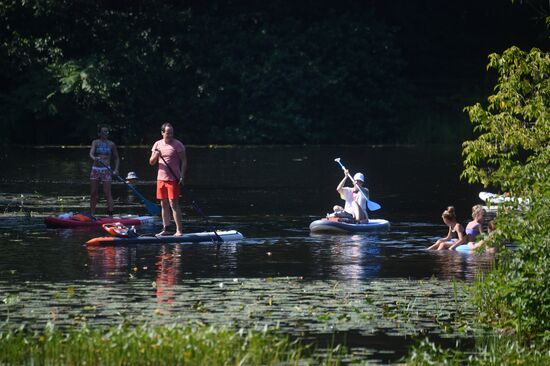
left=462, top=46, right=549, bottom=343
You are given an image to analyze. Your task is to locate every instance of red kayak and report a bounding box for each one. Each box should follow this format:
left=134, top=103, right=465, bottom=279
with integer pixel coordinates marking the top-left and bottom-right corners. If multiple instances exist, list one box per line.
left=44, top=213, right=155, bottom=228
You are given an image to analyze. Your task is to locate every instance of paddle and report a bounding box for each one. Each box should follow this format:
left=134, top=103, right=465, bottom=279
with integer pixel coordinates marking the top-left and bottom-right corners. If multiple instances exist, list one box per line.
left=154, top=149, right=223, bottom=243
left=334, top=158, right=381, bottom=211
left=95, top=160, right=161, bottom=216
left=190, top=201, right=223, bottom=243
left=154, top=148, right=182, bottom=184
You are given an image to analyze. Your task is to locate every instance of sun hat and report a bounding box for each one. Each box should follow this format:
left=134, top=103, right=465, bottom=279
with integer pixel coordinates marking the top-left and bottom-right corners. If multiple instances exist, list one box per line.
left=126, top=172, right=138, bottom=180
left=353, top=172, right=365, bottom=182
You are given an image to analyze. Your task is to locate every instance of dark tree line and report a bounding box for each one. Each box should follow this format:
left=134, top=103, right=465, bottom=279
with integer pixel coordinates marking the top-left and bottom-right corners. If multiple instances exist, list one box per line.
left=0, top=0, right=544, bottom=145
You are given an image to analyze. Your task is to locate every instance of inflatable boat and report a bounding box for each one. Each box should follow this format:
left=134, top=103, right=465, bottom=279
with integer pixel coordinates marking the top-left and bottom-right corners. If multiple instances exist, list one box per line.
left=479, top=191, right=529, bottom=206
left=309, top=218, right=390, bottom=234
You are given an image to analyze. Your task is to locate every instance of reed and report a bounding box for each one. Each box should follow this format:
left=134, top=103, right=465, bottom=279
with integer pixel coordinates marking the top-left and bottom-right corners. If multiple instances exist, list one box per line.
left=406, top=336, right=550, bottom=365
left=0, top=324, right=343, bottom=365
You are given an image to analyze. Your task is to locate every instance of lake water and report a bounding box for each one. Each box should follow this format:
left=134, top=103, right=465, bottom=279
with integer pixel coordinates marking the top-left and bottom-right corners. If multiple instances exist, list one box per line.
left=0, top=145, right=493, bottom=363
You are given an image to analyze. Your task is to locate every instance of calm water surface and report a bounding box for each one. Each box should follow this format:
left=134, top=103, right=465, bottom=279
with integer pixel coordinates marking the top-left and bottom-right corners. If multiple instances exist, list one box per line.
left=0, top=145, right=492, bottom=363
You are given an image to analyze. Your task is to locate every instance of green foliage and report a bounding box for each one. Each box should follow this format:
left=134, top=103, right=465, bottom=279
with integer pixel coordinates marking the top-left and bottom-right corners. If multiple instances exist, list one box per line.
left=462, top=46, right=550, bottom=343
left=0, top=1, right=406, bottom=145
left=406, top=336, right=550, bottom=365
left=0, top=324, right=343, bottom=365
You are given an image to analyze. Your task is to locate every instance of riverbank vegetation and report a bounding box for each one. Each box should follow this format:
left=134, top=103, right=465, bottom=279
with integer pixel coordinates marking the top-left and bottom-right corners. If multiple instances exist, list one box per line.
left=0, top=324, right=344, bottom=365
left=408, top=33, right=550, bottom=364
left=463, top=46, right=549, bottom=344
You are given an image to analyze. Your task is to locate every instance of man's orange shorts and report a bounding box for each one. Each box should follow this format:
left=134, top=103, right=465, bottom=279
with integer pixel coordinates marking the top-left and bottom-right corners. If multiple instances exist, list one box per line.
left=156, top=180, right=181, bottom=200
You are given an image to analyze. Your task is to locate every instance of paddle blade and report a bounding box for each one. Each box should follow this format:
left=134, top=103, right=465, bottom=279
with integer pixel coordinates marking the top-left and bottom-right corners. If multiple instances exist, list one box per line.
left=144, top=200, right=161, bottom=215
left=367, top=200, right=381, bottom=211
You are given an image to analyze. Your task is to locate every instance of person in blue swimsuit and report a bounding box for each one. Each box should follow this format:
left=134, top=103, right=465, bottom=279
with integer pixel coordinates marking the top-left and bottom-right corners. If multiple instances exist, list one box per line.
left=466, top=220, right=496, bottom=253
left=88, top=126, right=119, bottom=216
left=464, top=204, right=485, bottom=242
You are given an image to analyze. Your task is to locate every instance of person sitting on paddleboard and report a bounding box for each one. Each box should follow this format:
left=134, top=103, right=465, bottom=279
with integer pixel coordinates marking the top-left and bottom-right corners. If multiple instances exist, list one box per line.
left=466, top=219, right=496, bottom=253
left=89, top=125, right=119, bottom=217
left=332, top=170, right=369, bottom=223
left=427, top=206, right=466, bottom=250
left=125, top=171, right=139, bottom=203
left=125, top=171, right=138, bottom=186
left=464, top=204, right=485, bottom=242
left=149, top=123, right=187, bottom=236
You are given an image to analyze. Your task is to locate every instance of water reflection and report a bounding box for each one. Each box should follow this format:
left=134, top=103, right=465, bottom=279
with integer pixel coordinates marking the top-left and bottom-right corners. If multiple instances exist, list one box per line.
left=320, top=234, right=381, bottom=280
left=155, top=245, right=182, bottom=305
left=87, top=246, right=133, bottom=281
left=429, top=250, right=495, bottom=280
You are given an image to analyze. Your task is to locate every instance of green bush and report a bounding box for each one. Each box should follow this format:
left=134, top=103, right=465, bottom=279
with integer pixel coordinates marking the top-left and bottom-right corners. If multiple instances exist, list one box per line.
left=462, top=46, right=550, bottom=343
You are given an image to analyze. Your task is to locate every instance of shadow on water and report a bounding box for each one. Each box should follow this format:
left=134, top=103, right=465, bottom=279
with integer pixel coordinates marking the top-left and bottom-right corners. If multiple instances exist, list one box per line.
left=0, top=145, right=493, bottom=363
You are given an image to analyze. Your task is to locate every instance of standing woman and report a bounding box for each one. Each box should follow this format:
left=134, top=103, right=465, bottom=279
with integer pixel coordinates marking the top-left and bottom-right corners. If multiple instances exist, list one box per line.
left=89, top=126, right=119, bottom=217
left=149, top=123, right=187, bottom=236
left=427, top=206, right=466, bottom=250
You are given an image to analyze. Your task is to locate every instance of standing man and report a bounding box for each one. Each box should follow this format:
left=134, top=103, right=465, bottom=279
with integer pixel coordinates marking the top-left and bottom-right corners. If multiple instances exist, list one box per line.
left=149, top=123, right=187, bottom=236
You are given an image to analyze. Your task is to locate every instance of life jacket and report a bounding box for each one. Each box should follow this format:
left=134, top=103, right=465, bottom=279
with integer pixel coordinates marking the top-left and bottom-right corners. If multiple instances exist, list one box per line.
left=102, top=223, right=131, bottom=237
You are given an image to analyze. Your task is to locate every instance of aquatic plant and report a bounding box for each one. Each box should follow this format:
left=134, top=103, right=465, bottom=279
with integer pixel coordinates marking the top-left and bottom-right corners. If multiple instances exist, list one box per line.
left=406, top=336, right=550, bottom=365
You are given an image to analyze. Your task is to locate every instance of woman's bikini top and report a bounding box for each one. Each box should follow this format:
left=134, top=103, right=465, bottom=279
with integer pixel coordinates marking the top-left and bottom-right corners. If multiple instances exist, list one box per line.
left=465, top=224, right=481, bottom=237
left=95, top=141, right=111, bottom=156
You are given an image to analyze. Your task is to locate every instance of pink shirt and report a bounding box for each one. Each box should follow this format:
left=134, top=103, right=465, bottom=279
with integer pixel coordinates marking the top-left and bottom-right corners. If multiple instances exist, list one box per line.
left=152, top=139, right=185, bottom=181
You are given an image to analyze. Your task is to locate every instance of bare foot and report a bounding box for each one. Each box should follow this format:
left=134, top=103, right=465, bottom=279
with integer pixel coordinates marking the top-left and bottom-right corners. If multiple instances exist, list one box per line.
left=174, top=231, right=183, bottom=236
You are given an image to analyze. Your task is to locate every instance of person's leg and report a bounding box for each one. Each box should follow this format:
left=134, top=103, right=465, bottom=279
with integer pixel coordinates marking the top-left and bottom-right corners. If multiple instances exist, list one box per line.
left=333, top=205, right=344, bottom=212
left=169, top=199, right=183, bottom=235
left=103, top=180, right=114, bottom=215
left=159, top=199, right=171, bottom=234
left=90, top=179, right=99, bottom=216
left=156, top=181, right=171, bottom=235
left=351, top=202, right=368, bottom=222
left=427, top=239, right=443, bottom=250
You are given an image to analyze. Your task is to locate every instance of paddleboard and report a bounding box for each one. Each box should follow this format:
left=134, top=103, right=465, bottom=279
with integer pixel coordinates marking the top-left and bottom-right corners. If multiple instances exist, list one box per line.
left=86, top=230, right=244, bottom=246
left=45, top=213, right=155, bottom=228
left=479, top=191, right=529, bottom=205
left=455, top=244, right=497, bottom=254
left=309, top=218, right=390, bottom=233
left=455, top=244, right=473, bottom=253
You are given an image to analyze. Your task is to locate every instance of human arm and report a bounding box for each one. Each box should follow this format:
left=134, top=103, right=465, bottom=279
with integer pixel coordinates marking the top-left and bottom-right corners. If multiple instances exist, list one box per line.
left=438, top=227, right=452, bottom=243
left=89, top=140, right=98, bottom=161
left=449, top=224, right=466, bottom=250
left=336, top=169, right=349, bottom=194
left=149, top=143, right=160, bottom=166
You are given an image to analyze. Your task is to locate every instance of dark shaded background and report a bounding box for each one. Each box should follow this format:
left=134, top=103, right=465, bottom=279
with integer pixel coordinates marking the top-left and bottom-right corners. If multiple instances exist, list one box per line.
left=0, top=0, right=547, bottom=145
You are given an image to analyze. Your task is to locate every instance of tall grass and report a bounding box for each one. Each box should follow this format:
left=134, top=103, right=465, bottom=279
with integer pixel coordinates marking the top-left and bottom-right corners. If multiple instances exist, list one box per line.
left=406, top=337, right=550, bottom=366
left=0, top=324, right=342, bottom=365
